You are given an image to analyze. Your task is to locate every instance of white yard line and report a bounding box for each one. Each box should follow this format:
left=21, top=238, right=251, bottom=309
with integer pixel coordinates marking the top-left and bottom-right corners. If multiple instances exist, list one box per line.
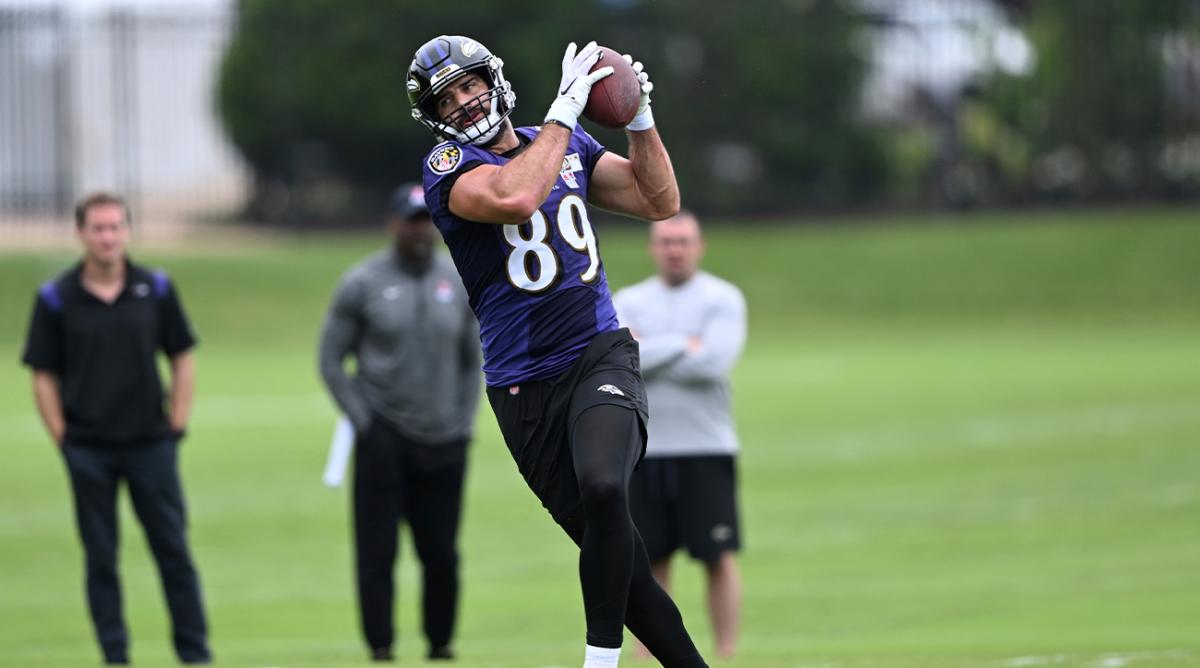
left=1003, top=650, right=1194, bottom=667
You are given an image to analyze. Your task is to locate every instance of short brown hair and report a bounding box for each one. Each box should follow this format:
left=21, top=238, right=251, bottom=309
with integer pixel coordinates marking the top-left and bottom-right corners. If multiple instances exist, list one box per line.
left=74, top=192, right=130, bottom=229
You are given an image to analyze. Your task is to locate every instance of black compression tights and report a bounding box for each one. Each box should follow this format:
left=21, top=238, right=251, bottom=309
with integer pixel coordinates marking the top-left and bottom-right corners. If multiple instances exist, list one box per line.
left=564, top=404, right=707, bottom=668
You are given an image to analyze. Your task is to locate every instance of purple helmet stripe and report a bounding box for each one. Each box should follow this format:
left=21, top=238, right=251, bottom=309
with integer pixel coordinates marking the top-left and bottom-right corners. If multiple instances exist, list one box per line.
left=418, top=46, right=435, bottom=69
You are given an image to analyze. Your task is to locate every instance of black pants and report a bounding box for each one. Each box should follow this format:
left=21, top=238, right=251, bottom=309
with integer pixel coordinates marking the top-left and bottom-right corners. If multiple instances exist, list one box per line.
left=486, top=330, right=707, bottom=667
left=61, top=438, right=210, bottom=665
left=353, top=418, right=467, bottom=654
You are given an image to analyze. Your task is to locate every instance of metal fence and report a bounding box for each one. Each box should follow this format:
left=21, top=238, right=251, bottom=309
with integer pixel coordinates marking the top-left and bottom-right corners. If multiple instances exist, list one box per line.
left=0, top=4, right=248, bottom=240
left=4, top=0, right=1199, bottom=235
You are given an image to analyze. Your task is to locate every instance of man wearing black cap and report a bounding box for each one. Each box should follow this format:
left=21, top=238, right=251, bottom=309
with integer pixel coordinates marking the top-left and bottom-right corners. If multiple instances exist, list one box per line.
left=318, top=183, right=481, bottom=662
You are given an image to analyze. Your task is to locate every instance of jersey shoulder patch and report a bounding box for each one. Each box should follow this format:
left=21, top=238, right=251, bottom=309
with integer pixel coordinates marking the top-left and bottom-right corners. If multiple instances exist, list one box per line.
left=427, top=142, right=464, bottom=175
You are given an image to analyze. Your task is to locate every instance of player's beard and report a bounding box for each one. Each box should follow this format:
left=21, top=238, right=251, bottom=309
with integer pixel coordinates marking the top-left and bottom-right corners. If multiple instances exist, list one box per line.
left=479, top=117, right=511, bottom=150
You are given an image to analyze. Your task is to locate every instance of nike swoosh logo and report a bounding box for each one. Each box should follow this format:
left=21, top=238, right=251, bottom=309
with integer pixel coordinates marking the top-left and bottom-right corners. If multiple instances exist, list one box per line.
left=559, top=77, right=577, bottom=96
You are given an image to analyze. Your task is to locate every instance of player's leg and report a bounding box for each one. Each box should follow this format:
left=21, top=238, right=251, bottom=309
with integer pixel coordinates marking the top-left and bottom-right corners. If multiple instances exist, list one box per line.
left=61, top=442, right=129, bottom=665
left=124, top=438, right=210, bottom=663
left=558, top=514, right=705, bottom=668
left=624, top=530, right=707, bottom=668
left=352, top=419, right=404, bottom=660
left=626, top=458, right=678, bottom=660
left=404, top=439, right=467, bottom=660
left=679, top=456, right=742, bottom=660
left=565, top=405, right=707, bottom=668
left=704, top=552, right=741, bottom=659
left=651, top=558, right=672, bottom=592
left=634, top=555, right=674, bottom=661
left=570, top=403, right=641, bottom=653
left=631, top=558, right=674, bottom=659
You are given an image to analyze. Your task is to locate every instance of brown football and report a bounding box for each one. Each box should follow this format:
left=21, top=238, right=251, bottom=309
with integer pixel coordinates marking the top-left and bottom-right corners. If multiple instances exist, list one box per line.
left=583, top=46, right=640, bottom=129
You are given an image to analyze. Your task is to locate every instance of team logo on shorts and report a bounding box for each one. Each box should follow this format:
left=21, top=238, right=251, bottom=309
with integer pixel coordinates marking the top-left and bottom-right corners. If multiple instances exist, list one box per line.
left=428, top=144, right=462, bottom=175
left=596, top=384, right=625, bottom=397
left=711, top=524, right=734, bottom=542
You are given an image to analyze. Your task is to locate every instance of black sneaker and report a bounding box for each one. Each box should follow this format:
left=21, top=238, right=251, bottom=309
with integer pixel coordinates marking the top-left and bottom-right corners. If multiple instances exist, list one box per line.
left=428, top=645, right=454, bottom=661
left=372, top=647, right=395, bottom=662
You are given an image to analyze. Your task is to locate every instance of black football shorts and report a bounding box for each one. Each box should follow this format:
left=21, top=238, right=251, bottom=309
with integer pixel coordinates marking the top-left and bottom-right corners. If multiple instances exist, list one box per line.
left=629, top=454, right=741, bottom=563
left=486, top=328, right=649, bottom=524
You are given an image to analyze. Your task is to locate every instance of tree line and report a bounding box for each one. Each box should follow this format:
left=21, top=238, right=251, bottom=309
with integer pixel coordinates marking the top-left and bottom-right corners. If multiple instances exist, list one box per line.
left=217, top=0, right=1200, bottom=222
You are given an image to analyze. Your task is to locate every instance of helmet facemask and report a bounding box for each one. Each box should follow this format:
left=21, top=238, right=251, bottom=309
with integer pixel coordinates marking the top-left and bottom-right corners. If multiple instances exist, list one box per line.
left=411, top=53, right=516, bottom=146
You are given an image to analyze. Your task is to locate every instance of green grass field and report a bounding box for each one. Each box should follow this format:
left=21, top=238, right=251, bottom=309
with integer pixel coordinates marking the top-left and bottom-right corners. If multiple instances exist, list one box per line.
left=1, top=208, right=1198, bottom=668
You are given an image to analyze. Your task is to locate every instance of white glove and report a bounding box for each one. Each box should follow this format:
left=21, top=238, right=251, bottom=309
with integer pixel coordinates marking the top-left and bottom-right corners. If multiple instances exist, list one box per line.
left=623, top=53, right=655, bottom=131
left=545, top=41, right=613, bottom=131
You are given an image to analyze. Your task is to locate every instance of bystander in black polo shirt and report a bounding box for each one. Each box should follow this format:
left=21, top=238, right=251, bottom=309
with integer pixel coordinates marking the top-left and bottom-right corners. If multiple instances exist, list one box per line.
left=22, top=258, right=197, bottom=447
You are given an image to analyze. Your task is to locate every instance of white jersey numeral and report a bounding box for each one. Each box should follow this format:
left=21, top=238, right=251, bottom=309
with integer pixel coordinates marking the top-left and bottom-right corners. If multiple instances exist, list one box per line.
left=502, top=195, right=599, bottom=292
left=503, top=212, right=559, bottom=292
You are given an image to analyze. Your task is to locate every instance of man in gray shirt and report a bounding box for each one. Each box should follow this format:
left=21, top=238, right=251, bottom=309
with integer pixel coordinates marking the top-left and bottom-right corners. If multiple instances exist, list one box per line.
left=613, top=210, right=747, bottom=660
left=318, top=183, right=481, bottom=662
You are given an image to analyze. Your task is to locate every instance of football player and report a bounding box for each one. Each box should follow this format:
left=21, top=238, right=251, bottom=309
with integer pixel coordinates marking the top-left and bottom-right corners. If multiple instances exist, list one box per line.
left=408, top=36, right=707, bottom=668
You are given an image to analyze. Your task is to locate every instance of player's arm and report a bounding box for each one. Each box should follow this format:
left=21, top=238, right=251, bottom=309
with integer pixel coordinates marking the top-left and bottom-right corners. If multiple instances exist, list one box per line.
left=449, top=125, right=573, bottom=224
left=318, top=276, right=373, bottom=432
left=661, top=291, right=747, bottom=383
left=588, top=131, right=679, bottom=221
left=167, top=351, right=195, bottom=437
left=450, top=42, right=613, bottom=225
left=588, top=55, right=679, bottom=221
left=31, top=370, right=65, bottom=445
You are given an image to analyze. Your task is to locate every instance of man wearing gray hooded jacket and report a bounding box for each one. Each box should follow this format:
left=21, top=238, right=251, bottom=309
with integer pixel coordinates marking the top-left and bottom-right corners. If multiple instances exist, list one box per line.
left=318, top=183, right=480, bottom=662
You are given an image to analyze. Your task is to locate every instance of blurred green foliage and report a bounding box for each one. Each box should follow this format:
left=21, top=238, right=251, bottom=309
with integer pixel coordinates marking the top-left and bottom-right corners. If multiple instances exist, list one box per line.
left=979, top=0, right=1198, bottom=201
left=217, top=0, right=884, bottom=220
left=217, top=0, right=1200, bottom=221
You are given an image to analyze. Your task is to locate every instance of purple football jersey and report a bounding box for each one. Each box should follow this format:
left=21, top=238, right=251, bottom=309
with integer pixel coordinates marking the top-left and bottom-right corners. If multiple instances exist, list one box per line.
left=423, top=125, right=620, bottom=388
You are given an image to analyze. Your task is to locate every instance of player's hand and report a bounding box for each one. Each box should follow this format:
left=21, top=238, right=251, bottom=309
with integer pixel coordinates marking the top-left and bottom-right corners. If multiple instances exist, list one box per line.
left=622, top=54, right=653, bottom=116
left=623, top=53, right=655, bottom=131
left=544, top=41, right=613, bottom=131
